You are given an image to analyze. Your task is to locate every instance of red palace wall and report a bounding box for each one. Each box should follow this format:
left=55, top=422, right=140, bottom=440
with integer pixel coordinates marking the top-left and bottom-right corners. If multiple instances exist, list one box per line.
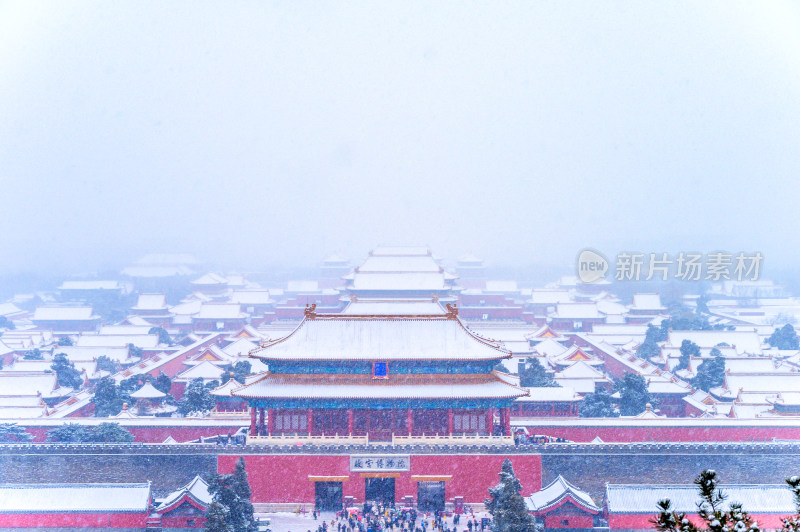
left=219, top=454, right=542, bottom=504
left=515, top=422, right=800, bottom=442
left=0, top=512, right=149, bottom=528
left=19, top=423, right=243, bottom=443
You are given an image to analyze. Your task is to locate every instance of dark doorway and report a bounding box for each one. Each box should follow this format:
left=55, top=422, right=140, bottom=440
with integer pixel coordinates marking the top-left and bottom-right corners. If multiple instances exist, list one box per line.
left=365, top=477, right=395, bottom=505
left=315, top=482, right=343, bottom=511
left=417, top=481, right=445, bottom=512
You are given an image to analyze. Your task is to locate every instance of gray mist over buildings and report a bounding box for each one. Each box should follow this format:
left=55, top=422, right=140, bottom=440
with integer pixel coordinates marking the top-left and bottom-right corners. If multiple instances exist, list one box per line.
left=1, top=1, right=799, bottom=277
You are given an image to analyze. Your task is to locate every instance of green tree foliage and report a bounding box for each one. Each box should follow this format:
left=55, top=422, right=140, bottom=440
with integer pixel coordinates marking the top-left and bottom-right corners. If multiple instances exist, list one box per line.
left=46, top=423, right=94, bottom=442
left=617, top=373, right=655, bottom=416
left=637, top=338, right=661, bottom=360
left=783, top=475, right=800, bottom=532
left=96, top=355, right=120, bottom=375
left=153, top=373, right=173, bottom=395
left=128, top=343, right=143, bottom=360
left=767, top=324, right=800, bottom=350
left=637, top=323, right=669, bottom=359
left=46, top=422, right=133, bottom=442
left=179, top=377, right=216, bottom=415
left=221, top=361, right=252, bottom=385
left=57, top=336, right=73, bottom=346
left=91, top=422, right=134, bottom=442
left=519, top=358, right=559, bottom=388
left=676, top=340, right=701, bottom=372
left=206, top=457, right=257, bottom=532
left=51, top=353, right=84, bottom=389
left=205, top=501, right=233, bottom=532
left=652, top=470, right=760, bottom=532
left=579, top=389, right=619, bottom=417
left=149, top=326, right=172, bottom=346
left=92, top=376, right=125, bottom=417
left=696, top=294, right=711, bottom=315
left=692, top=350, right=726, bottom=392
left=485, top=459, right=536, bottom=532
left=0, top=316, right=15, bottom=330
left=23, top=348, right=43, bottom=360
left=0, top=423, right=34, bottom=442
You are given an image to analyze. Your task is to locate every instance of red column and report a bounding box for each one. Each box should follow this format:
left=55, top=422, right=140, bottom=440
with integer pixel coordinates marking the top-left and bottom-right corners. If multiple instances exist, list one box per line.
left=250, top=407, right=257, bottom=436
left=258, top=408, right=265, bottom=435
left=308, top=409, right=313, bottom=435
left=503, top=407, right=511, bottom=436
left=407, top=409, right=413, bottom=436
left=347, top=409, right=354, bottom=435
left=448, top=409, right=454, bottom=435
left=267, top=408, right=274, bottom=436
left=487, top=408, right=494, bottom=435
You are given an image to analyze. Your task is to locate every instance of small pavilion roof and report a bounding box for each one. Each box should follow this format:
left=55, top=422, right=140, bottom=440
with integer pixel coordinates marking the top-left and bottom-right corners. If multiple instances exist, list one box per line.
left=527, top=475, right=600, bottom=514
left=209, top=378, right=243, bottom=397
left=155, top=475, right=211, bottom=514
left=130, top=382, right=167, bottom=399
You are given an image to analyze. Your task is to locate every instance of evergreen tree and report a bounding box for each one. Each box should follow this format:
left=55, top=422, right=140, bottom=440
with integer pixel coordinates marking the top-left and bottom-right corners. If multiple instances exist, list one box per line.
left=89, top=422, right=134, bottom=442
left=128, top=343, right=143, bottom=360
left=149, top=326, right=172, bottom=346
left=636, top=338, right=661, bottom=360
left=519, top=358, right=559, bottom=387
left=653, top=470, right=760, bottom=532
left=96, top=355, right=120, bottom=374
left=206, top=457, right=257, bottom=532
left=205, top=501, right=233, bottom=532
left=153, top=373, right=173, bottom=395
left=767, top=324, right=800, bottom=350
left=692, top=350, right=726, bottom=392
left=676, top=340, right=700, bottom=372
left=57, top=336, right=73, bottom=346
left=220, top=361, right=252, bottom=385
left=783, top=475, right=800, bottom=532
left=579, top=389, right=619, bottom=417
left=51, top=353, right=84, bottom=389
left=485, top=459, right=536, bottom=532
left=46, top=423, right=94, bottom=442
left=0, top=423, right=34, bottom=442
left=23, top=348, right=43, bottom=360
left=178, top=377, right=216, bottom=415
left=617, top=373, right=655, bottom=416
left=92, top=376, right=124, bottom=417
left=0, top=316, right=15, bottom=330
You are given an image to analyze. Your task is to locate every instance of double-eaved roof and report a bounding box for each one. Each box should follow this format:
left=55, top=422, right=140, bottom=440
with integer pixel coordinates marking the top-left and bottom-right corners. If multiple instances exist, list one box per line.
left=249, top=312, right=511, bottom=361
left=233, top=372, right=527, bottom=400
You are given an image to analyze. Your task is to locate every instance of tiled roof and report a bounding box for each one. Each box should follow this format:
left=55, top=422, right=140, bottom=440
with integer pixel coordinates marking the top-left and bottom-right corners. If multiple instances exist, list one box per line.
left=605, top=484, right=794, bottom=514
left=0, top=482, right=151, bottom=513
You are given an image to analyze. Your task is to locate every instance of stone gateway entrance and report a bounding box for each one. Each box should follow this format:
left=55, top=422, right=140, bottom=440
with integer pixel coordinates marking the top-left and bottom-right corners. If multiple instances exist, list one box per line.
left=417, top=481, right=445, bottom=512
left=315, top=481, right=343, bottom=511
left=364, top=477, right=396, bottom=505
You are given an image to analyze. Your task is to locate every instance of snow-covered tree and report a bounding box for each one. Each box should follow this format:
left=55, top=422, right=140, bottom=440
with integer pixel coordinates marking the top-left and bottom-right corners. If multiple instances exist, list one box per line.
left=205, top=501, right=233, bottom=532
left=579, top=389, right=619, bottom=417
left=783, top=475, right=800, bottom=532
left=519, top=358, right=558, bottom=387
left=0, top=423, right=33, bottom=442
left=178, top=377, right=217, bottom=415
left=768, top=324, right=800, bottom=350
left=617, top=373, right=655, bottom=416
left=652, top=470, right=760, bottom=532
left=692, top=351, right=725, bottom=392
left=51, top=353, right=83, bottom=389
left=206, top=457, right=257, bottom=532
left=485, top=459, right=535, bottom=532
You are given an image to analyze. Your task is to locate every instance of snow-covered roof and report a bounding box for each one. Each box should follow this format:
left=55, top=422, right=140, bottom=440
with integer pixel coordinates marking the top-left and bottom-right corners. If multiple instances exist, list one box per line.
left=59, top=281, right=122, bottom=291
left=222, top=338, right=258, bottom=358
left=130, top=382, right=167, bottom=399
left=0, top=372, right=61, bottom=397
left=351, top=273, right=450, bottom=291
left=194, top=304, right=245, bottom=320
left=32, top=306, right=96, bottom=321
left=630, top=293, right=666, bottom=311
left=528, top=475, right=599, bottom=513
left=605, top=484, right=794, bottom=514
left=0, top=303, right=24, bottom=317
left=53, top=346, right=132, bottom=362
left=191, top=273, right=228, bottom=286
left=175, top=360, right=225, bottom=381
left=250, top=314, right=509, bottom=361
left=209, top=378, right=243, bottom=397
left=725, top=373, right=800, bottom=393
left=121, top=265, right=194, bottom=278
left=553, top=303, right=602, bottom=319
left=100, top=325, right=153, bottom=335
left=132, top=294, right=168, bottom=311
left=0, top=483, right=151, bottom=512
left=229, top=290, right=275, bottom=305
left=342, top=299, right=446, bottom=316
left=77, top=334, right=159, bottom=348
left=666, top=331, right=763, bottom=354
left=286, top=280, right=320, bottom=293
left=370, top=246, right=431, bottom=257
left=555, top=361, right=607, bottom=380
left=517, top=386, right=582, bottom=403
left=528, top=290, right=573, bottom=305
left=155, top=475, right=211, bottom=513
left=233, top=372, right=528, bottom=400
left=358, top=255, right=441, bottom=273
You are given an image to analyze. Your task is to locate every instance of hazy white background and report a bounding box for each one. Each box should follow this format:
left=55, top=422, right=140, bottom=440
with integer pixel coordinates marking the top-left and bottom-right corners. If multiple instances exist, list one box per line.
left=1, top=1, right=799, bottom=274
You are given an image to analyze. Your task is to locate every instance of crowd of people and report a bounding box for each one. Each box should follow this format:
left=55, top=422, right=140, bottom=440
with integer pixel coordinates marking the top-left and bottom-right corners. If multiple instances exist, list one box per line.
left=303, top=502, right=490, bottom=532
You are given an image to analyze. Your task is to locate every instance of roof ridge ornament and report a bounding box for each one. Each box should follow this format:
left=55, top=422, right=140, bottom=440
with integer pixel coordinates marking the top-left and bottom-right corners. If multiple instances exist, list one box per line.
left=304, top=303, right=317, bottom=319
left=445, top=303, right=458, bottom=318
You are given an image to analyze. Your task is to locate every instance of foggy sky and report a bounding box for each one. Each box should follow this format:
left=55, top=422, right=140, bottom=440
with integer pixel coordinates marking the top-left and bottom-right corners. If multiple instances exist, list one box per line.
left=1, top=1, right=799, bottom=275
